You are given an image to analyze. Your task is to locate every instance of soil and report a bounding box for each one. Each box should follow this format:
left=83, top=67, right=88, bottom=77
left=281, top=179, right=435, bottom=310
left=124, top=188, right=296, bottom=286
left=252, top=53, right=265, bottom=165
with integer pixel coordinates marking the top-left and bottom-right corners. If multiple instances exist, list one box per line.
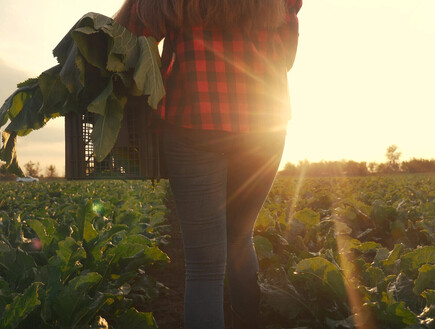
left=143, top=198, right=233, bottom=329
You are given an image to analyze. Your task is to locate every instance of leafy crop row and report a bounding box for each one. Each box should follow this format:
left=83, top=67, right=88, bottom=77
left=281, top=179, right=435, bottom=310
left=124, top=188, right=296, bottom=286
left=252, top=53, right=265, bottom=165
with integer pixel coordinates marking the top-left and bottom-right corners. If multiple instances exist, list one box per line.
left=254, top=175, right=435, bottom=329
left=0, top=180, right=169, bottom=329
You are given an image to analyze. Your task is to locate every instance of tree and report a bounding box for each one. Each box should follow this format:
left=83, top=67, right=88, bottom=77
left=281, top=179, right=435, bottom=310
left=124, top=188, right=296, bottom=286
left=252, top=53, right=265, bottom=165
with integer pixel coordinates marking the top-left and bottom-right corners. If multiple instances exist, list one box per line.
left=281, top=162, right=299, bottom=176
left=344, top=161, right=369, bottom=176
left=385, top=145, right=401, bottom=173
left=24, top=161, right=41, bottom=177
left=46, top=165, right=57, bottom=178
left=368, top=162, right=377, bottom=174
left=401, top=158, right=435, bottom=173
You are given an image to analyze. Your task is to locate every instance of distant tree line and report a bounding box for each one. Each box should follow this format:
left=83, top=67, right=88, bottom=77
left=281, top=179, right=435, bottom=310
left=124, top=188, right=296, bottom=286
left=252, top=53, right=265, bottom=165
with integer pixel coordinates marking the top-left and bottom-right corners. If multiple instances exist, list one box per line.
left=0, top=161, right=58, bottom=180
left=23, top=161, right=58, bottom=178
left=2, top=144, right=435, bottom=179
left=280, top=145, right=435, bottom=177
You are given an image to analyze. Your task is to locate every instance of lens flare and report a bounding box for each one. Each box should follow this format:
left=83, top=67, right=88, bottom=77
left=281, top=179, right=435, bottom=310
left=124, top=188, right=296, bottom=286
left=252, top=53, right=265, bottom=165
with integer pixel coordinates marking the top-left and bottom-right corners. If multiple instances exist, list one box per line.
left=92, top=200, right=105, bottom=216
left=334, top=211, right=378, bottom=329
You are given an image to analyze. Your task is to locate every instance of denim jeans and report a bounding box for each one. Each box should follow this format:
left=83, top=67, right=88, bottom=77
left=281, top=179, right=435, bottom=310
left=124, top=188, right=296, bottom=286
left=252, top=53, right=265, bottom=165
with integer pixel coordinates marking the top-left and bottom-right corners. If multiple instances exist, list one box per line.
left=163, top=125, right=286, bottom=329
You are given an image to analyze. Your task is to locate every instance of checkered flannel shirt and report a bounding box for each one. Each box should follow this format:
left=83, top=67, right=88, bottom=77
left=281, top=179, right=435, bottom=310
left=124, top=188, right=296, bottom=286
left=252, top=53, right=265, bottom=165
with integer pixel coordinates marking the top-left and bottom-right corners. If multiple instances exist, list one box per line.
left=127, top=0, right=302, bottom=132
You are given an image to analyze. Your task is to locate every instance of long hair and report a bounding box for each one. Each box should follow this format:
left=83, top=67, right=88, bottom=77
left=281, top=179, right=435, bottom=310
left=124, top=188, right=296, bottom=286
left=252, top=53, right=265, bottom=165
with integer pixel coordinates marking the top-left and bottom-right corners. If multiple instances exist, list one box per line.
left=114, top=0, right=286, bottom=37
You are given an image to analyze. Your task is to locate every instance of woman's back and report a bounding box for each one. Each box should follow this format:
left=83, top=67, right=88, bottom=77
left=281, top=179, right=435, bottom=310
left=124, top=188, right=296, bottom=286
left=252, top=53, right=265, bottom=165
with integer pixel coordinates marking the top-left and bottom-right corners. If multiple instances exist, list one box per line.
left=117, top=0, right=302, bottom=132
left=159, top=26, right=295, bottom=132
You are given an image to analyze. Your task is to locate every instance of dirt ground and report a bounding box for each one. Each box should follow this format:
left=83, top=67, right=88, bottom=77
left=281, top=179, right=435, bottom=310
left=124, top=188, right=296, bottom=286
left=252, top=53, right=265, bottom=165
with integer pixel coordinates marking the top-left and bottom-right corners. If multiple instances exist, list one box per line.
left=143, top=199, right=233, bottom=329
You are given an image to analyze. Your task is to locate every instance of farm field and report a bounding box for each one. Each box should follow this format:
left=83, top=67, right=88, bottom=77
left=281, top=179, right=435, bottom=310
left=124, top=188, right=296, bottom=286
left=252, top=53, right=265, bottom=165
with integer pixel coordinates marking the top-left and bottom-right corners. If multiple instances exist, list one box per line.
left=255, top=174, right=435, bottom=329
left=0, top=174, right=434, bottom=328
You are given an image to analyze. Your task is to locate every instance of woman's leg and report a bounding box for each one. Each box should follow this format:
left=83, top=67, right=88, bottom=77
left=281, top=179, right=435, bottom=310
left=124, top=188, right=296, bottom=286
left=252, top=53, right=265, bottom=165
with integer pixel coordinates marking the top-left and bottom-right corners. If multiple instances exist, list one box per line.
left=163, top=127, right=233, bottom=329
left=226, top=131, right=286, bottom=322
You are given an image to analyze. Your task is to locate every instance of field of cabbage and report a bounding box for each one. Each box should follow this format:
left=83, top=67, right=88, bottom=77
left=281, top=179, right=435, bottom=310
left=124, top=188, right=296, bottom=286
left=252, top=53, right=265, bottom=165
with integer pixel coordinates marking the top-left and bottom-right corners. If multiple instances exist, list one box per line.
left=255, top=174, right=435, bottom=329
left=0, top=180, right=169, bottom=329
left=0, top=175, right=434, bottom=329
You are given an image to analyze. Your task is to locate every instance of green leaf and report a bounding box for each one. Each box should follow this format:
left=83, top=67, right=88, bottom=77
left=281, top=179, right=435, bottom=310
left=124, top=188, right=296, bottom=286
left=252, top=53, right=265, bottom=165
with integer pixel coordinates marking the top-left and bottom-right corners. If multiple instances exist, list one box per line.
left=381, top=243, right=405, bottom=267
left=141, top=246, right=169, bottom=266
left=293, top=208, right=320, bottom=228
left=80, top=12, right=114, bottom=31
left=0, top=81, right=38, bottom=127
left=295, top=257, right=347, bottom=302
left=37, top=265, right=62, bottom=324
left=134, top=36, right=165, bottom=109
left=4, top=88, right=45, bottom=136
left=0, top=132, right=24, bottom=176
left=114, top=308, right=158, bottom=329
left=334, top=220, right=352, bottom=235
left=253, top=235, right=274, bottom=261
left=370, top=199, right=396, bottom=227
left=38, top=65, right=70, bottom=117
left=413, top=264, right=435, bottom=295
left=260, top=267, right=317, bottom=322
left=385, top=301, right=419, bottom=326
left=373, top=247, right=391, bottom=265
left=386, top=273, right=423, bottom=315
left=351, top=241, right=382, bottom=253
left=53, top=24, right=77, bottom=65
left=87, top=79, right=113, bottom=116
left=52, top=272, right=104, bottom=327
left=68, top=13, right=129, bottom=71
left=0, top=282, right=43, bottom=329
left=76, top=200, right=99, bottom=243
left=27, top=218, right=58, bottom=250
left=50, top=237, right=86, bottom=280
left=89, top=224, right=127, bottom=261
left=401, top=246, right=435, bottom=273
left=0, top=248, right=36, bottom=292
left=105, top=238, right=149, bottom=263
left=419, top=289, right=435, bottom=319
left=58, top=44, right=85, bottom=97
left=372, top=290, right=420, bottom=326
left=103, top=20, right=138, bottom=72
left=91, top=93, right=125, bottom=162
left=72, top=26, right=110, bottom=70
left=16, top=78, right=39, bottom=89
left=364, top=266, right=386, bottom=287
left=260, top=281, right=305, bottom=322
left=104, top=233, right=168, bottom=270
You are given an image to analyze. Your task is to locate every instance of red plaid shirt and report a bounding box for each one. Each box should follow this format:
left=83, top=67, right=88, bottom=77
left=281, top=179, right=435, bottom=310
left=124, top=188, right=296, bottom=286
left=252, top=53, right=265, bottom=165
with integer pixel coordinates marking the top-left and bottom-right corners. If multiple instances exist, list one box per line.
left=128, top=0, right=302, bottom=132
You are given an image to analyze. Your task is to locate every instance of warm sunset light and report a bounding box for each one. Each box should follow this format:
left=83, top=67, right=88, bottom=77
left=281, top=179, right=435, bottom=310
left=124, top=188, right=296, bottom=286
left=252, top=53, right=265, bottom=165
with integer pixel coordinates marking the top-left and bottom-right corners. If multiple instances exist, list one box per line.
left=1, top=0, right=434, bottom=175
left=1, top=3, right=434, bottom=327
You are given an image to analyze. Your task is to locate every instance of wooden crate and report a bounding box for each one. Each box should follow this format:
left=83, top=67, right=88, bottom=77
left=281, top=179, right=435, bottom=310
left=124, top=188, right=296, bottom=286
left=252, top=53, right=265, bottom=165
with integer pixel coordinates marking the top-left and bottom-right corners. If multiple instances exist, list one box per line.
left=65, top=97, right=167, bottom=180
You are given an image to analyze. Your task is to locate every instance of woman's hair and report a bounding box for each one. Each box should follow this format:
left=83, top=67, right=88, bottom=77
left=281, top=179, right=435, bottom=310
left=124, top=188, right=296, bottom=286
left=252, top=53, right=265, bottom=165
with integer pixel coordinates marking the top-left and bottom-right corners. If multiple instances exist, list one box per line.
left=114, top=0, right=286, bottom=37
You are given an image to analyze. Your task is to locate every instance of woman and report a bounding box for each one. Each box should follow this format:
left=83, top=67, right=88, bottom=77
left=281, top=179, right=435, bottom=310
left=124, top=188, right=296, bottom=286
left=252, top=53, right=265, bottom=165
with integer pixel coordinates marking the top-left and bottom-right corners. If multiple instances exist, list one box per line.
left=115, top=1, right=302, bottom=328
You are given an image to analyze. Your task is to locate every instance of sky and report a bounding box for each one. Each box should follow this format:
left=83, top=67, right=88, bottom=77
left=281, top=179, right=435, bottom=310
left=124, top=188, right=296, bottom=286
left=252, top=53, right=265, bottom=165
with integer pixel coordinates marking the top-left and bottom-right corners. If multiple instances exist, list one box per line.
left=0, top=0, right=434, bottom=176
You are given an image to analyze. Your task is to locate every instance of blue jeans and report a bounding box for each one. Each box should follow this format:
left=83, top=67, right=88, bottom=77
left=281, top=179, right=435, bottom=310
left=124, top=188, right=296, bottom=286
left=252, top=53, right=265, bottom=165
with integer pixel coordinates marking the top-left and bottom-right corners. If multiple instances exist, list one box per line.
left=163, top=125, right=285, bottom=329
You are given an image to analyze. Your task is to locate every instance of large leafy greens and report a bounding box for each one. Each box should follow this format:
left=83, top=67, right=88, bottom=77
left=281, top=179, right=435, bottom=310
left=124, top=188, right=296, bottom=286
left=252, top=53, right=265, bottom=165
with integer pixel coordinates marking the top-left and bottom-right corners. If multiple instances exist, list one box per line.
left=0, top=180, right=169, bottom=328
left=0, top=12, right=165, bottom=174
left=255, top=175, right=435, bottom=328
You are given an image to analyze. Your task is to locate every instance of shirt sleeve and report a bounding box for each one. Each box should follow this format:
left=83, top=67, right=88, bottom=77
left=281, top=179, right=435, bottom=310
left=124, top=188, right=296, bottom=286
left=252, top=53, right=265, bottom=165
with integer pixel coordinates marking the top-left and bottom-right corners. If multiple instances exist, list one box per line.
left=280, top=0, right=302, bottom=71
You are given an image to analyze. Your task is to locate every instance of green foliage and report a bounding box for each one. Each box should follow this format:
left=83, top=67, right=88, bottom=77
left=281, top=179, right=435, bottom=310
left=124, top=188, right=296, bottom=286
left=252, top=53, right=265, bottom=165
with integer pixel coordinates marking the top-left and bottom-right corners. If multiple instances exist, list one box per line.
left=295, top=257, right=347, bottom=302
left=0, top=132, right=23, bottom=177
left=133, top=37, right=165, bottom=109
left=0, top=282, right=42, bottom=329
left=256, top=175, right=435, bottom=328
left=0, top=13, right=165, bottom=174
left=0, top=180, right=168, bottom=328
